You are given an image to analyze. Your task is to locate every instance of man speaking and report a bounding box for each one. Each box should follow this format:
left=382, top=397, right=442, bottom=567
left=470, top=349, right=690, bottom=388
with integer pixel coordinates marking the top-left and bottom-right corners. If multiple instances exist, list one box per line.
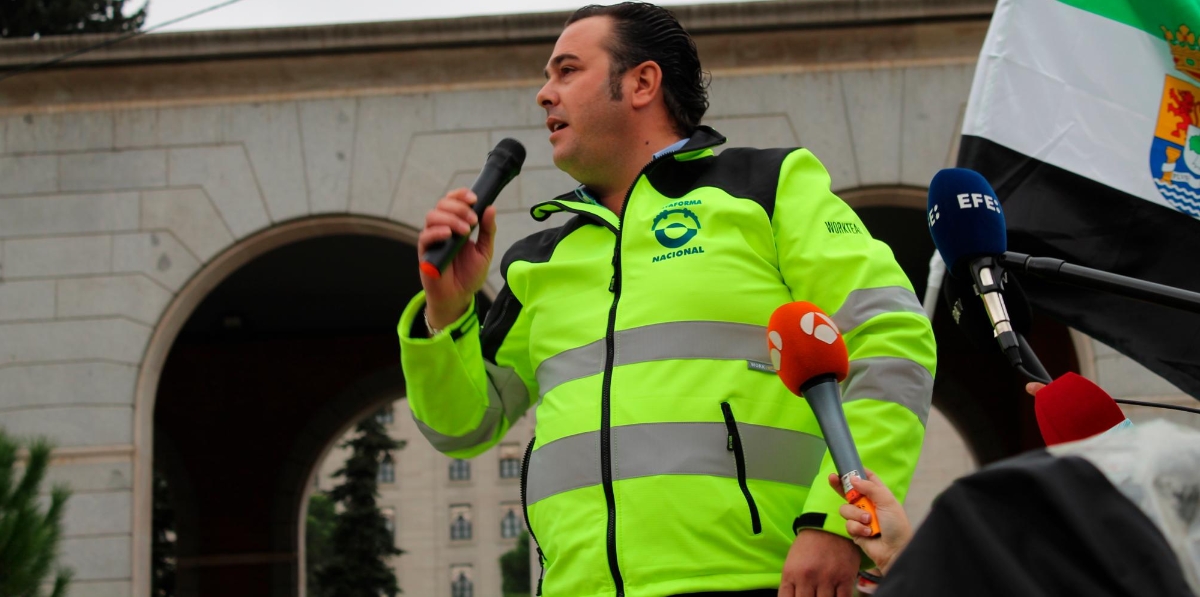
left=398, top=3, right=936, bottom=596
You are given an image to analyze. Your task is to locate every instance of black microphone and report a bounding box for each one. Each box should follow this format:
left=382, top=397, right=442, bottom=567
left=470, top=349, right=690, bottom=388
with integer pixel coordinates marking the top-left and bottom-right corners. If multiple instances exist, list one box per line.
left=942, top=268, right=1032, bottom=351
left=927, top=168, right=1023, bottom=369
left=420, top=138, right=526, bottom=280
left=942, top=271, right=1052, bottom=383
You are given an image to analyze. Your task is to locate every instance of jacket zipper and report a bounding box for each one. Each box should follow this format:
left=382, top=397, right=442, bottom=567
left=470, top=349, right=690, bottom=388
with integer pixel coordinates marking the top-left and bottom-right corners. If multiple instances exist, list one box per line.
left=601, top=150, right=683, bottom=596
left=521, top=133, right=724, bottom=596
left=721, top=402, right=763, bottom=534
left=519, top=436, right=546, bottom=595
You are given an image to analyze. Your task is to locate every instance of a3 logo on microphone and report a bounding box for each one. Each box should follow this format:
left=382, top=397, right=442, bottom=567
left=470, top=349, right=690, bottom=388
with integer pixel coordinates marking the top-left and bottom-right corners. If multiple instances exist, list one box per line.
left=767, top=312, right=841, bottom=371
left=800, top=312, right=840, bottom=345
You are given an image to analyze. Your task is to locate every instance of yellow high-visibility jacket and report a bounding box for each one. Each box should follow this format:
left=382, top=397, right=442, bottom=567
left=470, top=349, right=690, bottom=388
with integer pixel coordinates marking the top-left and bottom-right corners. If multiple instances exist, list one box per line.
left=398, top=126, right=936, bottom=597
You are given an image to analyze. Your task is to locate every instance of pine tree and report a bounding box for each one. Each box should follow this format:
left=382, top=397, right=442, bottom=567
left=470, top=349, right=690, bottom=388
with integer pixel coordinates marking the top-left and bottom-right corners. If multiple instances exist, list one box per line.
left=500, top=530, right=531, bottom=597
left=305, top=492, right=336, bottom=597
left=315, top=411, right=403, bottom=597
left=0, top=430, right=72, bottom=597
left=1, top=0, right=148, bottom=38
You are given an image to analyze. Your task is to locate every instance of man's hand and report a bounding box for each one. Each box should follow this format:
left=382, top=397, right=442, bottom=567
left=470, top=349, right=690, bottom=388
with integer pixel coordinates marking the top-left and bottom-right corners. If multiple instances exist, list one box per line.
left=417, top=188, right=498, bottom=329
left=778, top=528, right=860, bottom=597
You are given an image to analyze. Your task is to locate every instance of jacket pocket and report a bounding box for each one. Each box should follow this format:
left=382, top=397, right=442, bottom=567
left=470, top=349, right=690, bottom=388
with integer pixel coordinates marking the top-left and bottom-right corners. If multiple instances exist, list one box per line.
left=720, top=402, right=762, bottom=535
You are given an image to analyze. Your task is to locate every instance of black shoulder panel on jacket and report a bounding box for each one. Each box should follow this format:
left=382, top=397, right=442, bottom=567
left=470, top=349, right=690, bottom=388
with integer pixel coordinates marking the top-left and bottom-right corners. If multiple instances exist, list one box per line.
left=482, top=215, right=586, bottom=363
left=645, top=147, right=795, bottom=219
left=497, top=215, right=587, bottom=280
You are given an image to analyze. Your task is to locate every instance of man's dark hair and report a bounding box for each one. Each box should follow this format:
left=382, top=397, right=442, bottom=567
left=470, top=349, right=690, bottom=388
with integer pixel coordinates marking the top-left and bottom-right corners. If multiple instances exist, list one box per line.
left=566, top=2, right=710, bottom=136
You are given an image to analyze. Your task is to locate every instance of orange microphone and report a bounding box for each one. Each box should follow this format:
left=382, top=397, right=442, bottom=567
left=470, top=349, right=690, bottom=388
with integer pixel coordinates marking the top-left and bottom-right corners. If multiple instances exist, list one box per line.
left=768, top=301, right=880, bottom=537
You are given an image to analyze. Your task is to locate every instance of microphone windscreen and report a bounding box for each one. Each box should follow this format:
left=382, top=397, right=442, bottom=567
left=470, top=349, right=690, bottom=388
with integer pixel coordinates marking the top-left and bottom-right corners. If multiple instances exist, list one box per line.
left=927, top=168, right=1007, bottom=278
left=1035, top=372, right=1127, bottom=446
left=492, top=138, right=527, bottom=171
left=767, top=302, right=850, bottom=394
left=941, top=270, right=1033, bottom=350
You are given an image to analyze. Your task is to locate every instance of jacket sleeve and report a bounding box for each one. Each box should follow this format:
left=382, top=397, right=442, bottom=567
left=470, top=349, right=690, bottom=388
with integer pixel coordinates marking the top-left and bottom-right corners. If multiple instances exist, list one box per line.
left=397, top=282, right=538, bottom=459
left=772, top=149, right=937, bottom=544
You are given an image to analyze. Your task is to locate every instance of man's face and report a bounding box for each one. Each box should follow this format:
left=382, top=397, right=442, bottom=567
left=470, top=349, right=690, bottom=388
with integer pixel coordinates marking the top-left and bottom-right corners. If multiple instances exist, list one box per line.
left=536, top=16, right=629, bottom=181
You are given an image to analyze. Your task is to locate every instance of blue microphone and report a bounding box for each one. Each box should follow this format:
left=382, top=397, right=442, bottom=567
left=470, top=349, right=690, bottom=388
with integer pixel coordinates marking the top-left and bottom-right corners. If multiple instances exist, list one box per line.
left=927, top=168, right=1023, bottom=368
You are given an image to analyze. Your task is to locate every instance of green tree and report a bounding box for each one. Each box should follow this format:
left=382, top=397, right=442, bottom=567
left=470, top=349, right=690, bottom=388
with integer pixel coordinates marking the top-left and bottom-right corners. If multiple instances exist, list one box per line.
left=1, top=0, right=148, bottom=38
left=316, top=410, right=403, bottom=597
left=305, top=492, right=336, bottom=597
left=500, top=530, right=531, bottom=597
left=0, top=430, right=72, bottom=597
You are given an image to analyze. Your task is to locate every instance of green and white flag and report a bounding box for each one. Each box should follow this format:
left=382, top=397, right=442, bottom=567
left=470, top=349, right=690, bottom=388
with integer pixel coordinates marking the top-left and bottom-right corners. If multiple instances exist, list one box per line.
left=958, top=0, right=1200, bottom=398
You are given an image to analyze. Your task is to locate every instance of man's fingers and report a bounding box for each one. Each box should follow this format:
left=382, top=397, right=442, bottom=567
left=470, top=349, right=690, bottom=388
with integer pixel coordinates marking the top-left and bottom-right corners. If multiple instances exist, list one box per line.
left=836, top=580, right=852, bottom=597
left=425, top=209, right=473, bottom=236
left=436, top=191, right=480, bottom=224
left=845, top=520, right=872, bottom=537
left=417, top=226, right=453, bottom=255
left=826, top=473, right=845, bottom=498
left=1026, top=382, right=1046, bottom=397
left=850, top=474, right=897, bottom=506
left=444, top=187, right=478, bottom=205
left=474, top=206, right=497, bottom=256
left=838, top=504, right=870, bottom=525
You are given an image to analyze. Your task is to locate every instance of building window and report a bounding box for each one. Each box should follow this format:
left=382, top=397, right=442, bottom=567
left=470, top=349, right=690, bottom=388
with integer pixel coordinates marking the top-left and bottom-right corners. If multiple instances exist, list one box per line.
left=450, top=565, right=473, bottom=597
left=500, top=503, right=522, bottom=539
left=378, top=454, right=395, bottom=484
left=376, top=405, right=394, bottom=424
left=382, top=507, right=396, bottom=545
left=450, top=504, right=472, bottom=541
left=449, top=459, right=471, bottom=481
left=498, top=443, right=521, bottom=479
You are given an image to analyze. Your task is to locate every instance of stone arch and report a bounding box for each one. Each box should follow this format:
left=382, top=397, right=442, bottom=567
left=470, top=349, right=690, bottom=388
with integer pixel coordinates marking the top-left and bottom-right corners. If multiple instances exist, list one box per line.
left=130, top=215, right=424, bottom=597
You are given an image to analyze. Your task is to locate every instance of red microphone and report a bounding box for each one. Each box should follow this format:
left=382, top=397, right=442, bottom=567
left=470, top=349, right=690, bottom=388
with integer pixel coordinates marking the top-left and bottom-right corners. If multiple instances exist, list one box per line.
left=768, top=301, right=880, bottom=537
left=1036, top=372, right=1131, bottom=446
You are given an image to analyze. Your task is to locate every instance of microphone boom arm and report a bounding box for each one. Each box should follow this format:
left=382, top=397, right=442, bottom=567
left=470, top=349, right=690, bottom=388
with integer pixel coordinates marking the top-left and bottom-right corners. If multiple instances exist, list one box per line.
left=999, top=252, right=1200, bottom=314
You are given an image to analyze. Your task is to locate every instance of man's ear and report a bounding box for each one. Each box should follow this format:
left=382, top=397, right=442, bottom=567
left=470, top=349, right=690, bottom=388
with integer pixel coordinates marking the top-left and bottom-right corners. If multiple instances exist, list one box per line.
left=628, top=60, right=663, bottom=109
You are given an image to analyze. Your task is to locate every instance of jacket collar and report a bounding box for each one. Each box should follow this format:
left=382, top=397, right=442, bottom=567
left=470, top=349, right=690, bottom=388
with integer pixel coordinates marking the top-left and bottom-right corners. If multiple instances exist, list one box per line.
left=675, top=125, right=727, bottom=156
left=546, top=125, right=727, bottom=205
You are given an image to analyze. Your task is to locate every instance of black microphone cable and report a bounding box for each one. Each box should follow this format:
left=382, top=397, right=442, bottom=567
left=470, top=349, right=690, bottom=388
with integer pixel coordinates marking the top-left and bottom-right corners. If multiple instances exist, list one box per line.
left=1003, top=307, right=1199, bottom=415
left=1113, top=399, right=1200, bottom=416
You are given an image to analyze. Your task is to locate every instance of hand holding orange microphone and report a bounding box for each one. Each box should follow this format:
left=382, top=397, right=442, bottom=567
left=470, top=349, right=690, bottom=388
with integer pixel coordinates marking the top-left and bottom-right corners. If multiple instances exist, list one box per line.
left=768, top=301, right=881, bottom=537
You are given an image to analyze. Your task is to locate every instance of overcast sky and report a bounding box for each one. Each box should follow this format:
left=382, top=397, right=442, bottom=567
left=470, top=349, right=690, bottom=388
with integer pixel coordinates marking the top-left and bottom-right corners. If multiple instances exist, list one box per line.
left=141, top=0, right=758, bottom=32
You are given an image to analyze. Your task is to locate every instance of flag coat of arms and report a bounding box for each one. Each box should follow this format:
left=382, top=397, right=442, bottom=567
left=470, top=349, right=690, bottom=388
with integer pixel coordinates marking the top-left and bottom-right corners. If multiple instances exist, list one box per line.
left=958, top=0, right=1200, bottom=398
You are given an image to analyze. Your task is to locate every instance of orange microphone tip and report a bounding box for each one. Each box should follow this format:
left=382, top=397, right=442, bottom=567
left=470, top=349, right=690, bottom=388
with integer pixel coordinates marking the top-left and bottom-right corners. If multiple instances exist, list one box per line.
left=767, top=301, right=850, bottom=392
left=419, top=261, right=442, bottom=280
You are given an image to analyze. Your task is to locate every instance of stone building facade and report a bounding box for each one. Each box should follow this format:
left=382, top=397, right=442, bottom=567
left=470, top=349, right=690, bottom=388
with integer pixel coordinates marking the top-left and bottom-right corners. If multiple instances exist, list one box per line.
left=0, top=1, right=1194, bottom=595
